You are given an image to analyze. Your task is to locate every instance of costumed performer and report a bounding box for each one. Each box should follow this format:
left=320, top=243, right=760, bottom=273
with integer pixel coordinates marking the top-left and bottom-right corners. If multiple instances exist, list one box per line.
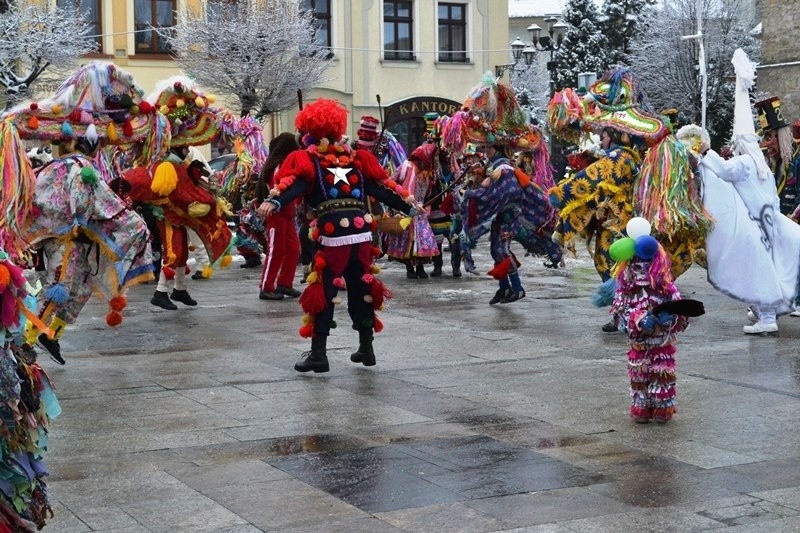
left=698, top=49, right=800, bottom=334
left=254, top=132, right=302, bottom=301
left=609, top=227, right=690, bottom=424
left=755, top=96, right=799, bottom=216
left=259, top=99, right=417, bottom=373
left=6, top=62, right=160, bottom=364
left=123, top=77, right=234, bottom=311
left=442, top=73, right=563, bottom=305
left=383, top=142, right=441, bottom=279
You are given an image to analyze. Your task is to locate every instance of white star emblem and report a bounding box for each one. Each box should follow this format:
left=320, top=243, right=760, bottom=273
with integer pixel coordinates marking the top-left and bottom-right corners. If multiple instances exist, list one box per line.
left=329, top=167, right=352, bottom=185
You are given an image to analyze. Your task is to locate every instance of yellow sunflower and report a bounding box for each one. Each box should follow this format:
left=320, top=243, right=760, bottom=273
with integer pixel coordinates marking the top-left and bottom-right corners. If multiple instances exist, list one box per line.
left=570, top=177, right=592, bottom=200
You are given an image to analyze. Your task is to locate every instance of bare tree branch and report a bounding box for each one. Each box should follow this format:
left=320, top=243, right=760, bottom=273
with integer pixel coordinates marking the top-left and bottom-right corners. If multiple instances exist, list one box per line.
left=0, top=3, right=97, bottom=108
left=162, top=0, right=331, bottom=118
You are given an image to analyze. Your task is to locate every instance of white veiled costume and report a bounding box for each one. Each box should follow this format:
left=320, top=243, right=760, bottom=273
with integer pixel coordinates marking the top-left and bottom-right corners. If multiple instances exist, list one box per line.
left=701, top=150, right=800, bottom=315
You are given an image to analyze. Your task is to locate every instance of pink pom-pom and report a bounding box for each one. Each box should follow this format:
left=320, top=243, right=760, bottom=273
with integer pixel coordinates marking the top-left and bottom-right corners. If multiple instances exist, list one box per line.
left=361, top=273, right=374, bottom=284
left=332, top=277, right=346, bottom=289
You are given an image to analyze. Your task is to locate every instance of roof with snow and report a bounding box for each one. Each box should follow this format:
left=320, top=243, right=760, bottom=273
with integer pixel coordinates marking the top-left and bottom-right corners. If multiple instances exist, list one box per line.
left=508, top=0, right=565, bottom=17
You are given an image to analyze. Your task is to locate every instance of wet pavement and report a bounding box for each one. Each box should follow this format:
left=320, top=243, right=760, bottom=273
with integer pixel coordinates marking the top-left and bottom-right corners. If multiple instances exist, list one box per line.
left=41, top=243, right=800, bottom=532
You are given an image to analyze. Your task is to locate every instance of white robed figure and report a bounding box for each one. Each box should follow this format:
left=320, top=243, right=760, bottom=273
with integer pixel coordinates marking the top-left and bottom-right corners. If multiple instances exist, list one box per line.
left=691, top=49, right=800, bottom=334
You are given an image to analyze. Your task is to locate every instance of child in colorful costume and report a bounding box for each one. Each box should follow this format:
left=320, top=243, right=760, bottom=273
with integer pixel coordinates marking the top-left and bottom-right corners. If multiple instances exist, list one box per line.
left=259, top=99, right=416, bottom=373
left=609, top=220, right=691, bottom=424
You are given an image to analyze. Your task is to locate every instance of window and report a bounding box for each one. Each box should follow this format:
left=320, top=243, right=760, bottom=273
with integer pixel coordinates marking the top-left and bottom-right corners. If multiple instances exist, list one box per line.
left=384, top=0, right=414, bottom=61
left=438, top=3, right=466, bottom=62
left=300, top=0, right=332, bottom=49
left=134, top=0, right=176, bottom=54
left=56, top=0, right=102, bottom=50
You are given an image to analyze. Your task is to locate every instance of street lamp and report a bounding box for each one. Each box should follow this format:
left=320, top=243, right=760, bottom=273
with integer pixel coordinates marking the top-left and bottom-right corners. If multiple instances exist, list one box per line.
left=527, top=16, right=567, bottom=96
left=495, top=37, right=535, bottom=78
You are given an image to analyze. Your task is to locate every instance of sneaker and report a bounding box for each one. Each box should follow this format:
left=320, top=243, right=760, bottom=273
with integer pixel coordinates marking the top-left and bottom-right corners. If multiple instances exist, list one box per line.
left=191, top=271, right=207, bottom=280
left=489, top=289, right=510, bottom=305
left=743, top=321, right=778, bottom=334
left=259, top=290, right=284, bottom=300
left=276, top=286, right=301, bottom=298
left=791, top=310, right=800, bottom=317
left=38, top=334, right=65, bottom=365
left=500, top=289, right=526, bottom=304
left=151, top=290, right=178, bottom=310
left=602, top=320, right=618, bottom=333
left=170, top=289, right=197, bottom=306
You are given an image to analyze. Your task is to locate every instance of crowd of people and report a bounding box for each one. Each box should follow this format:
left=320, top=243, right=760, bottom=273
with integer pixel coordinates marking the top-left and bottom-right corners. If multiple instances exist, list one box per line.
left=0, top=49, right=799, bottom=528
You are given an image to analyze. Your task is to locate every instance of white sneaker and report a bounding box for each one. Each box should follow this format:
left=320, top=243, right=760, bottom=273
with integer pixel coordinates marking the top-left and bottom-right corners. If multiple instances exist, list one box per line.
left=746, top=309, right=758, bottom=323
left=743, top=322, right=778, bottom=334
left=790, top=310, right=800, bottom=317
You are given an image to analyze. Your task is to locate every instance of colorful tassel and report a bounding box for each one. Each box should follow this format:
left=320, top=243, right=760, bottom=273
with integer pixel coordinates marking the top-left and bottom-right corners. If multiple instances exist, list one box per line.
left=109, top=295, right=127, bottom=311
left=107, top=123, right=118, bottom=142
left=299, top=282, right=326, bottom=314
left=85, top=123, right=98, bottom=143
left=80, top=166, right=98, bottom=185
left=45, top=283, right=70, bottom=304
left=150, top=162, right=178, bottom=195
left=27, top=116, right=39, bottom=129
left=122, top=119, right=134, bottom=137
left=61, top=121, right=74, bottom=136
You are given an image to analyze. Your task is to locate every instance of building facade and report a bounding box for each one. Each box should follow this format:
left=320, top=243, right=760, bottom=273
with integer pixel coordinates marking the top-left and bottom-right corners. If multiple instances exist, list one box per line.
left=280, top=0, right=511, bottom=153
left=757, top=0, right=800, bottom=119
left=20, top=1, right=510, bottom=153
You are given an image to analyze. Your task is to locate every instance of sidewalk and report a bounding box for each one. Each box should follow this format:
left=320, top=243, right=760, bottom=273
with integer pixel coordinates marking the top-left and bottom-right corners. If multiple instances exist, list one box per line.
left=43, top=248, right=800, bottom=532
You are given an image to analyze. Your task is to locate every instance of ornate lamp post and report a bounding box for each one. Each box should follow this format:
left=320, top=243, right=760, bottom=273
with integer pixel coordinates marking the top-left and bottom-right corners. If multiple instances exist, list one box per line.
left=495, top=37, right=536, bottom=78
left=526, top=16, right=567, bottom=97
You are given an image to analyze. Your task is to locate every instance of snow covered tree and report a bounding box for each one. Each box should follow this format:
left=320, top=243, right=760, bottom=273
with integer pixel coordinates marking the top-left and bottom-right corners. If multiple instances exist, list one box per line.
left=163, top=0, right=331, bottom=118
left=552, top=0, right=610, bottom=91
left=628, top=0, right=760, bottom=148
left=600, top=0, right=657, bottom=65
left=510, top=57, right=552, bottom=124
left=0, top=1, right=97, bottom=108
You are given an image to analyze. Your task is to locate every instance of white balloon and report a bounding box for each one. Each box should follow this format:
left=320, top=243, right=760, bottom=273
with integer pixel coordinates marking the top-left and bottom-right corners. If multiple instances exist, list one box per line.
left=626, top=217, right=651, bottom=239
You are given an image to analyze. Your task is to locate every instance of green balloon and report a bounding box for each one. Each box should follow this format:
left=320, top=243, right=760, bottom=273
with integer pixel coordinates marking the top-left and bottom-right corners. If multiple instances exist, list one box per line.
left=609, top=237, right=636, bottom=262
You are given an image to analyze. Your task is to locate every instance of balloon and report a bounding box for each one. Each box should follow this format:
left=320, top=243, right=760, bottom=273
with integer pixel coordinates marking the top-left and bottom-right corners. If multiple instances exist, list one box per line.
left=634, top=235, right=660, bottom=260
left=609, top=237, right=636, bottom=262
left=626, top=217, right=652, bottom=239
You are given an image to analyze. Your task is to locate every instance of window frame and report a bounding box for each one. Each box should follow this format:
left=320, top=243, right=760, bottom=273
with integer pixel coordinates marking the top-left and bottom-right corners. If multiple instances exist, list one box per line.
left=133, top=0, right=177, bottom=55
left=56, top=0, right=103, bottom=51
left=437, top=2, right=468, bottom=63
left=300, top=0, right=332, bottom=50
left=383, top=0, right=415, bottom=61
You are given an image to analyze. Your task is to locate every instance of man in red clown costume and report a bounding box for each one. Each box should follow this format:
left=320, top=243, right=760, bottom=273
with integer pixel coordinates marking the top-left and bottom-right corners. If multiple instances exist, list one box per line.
left=259, top=99, right=418, bottom=373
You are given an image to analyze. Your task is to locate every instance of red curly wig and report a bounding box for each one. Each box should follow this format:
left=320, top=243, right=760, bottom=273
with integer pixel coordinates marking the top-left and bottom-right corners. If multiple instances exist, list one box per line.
left=295, top=98, right=349, bottom=141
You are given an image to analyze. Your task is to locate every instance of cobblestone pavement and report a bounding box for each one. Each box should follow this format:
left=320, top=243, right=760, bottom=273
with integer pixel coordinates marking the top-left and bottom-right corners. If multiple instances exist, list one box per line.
left=41, top=244, right=800, bottom=532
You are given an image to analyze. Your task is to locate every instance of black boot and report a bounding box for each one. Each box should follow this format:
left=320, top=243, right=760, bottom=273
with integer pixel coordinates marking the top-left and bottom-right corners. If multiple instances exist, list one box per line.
left=170, top=289, right=197, bottom=306
left=489, top=288, right=510, bottom=305
left=415, top=264, right=428, bottom=279
left=294, top=336, right=329, bottom=373
left=406, top=264, right=418, bottom=279
left=38, top=334, right=65, bottom=365
left=431, top=255, right=443, bottom=277
left=350, top=329, right=376, bottom=366
left=151, top=290, right=178, bottom=310
left=240, top=256, right=262, bottom=269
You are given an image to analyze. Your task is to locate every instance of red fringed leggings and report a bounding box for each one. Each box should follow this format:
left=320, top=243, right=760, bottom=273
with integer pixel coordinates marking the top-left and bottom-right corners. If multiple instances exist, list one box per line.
left=313, top=241, right=374, bottom=336
left=628, top=343, right=677, bottom=421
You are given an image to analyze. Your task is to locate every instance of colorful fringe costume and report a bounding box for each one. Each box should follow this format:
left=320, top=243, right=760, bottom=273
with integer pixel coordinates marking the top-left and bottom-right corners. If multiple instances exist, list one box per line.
left=0, top=252, right=61, bottom=530
left=264, top=99, right=414, bottom=372
left=611, top=245, right=689, bottom=423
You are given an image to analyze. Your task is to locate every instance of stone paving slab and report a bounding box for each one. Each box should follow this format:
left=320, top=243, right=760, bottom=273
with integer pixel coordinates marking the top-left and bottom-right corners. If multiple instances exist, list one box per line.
left=37, top=246, right=800, bottom=531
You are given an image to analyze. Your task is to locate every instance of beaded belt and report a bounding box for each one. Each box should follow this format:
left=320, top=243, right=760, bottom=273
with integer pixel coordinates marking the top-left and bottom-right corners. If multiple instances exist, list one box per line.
left=315, top=198, right=364, bottom=216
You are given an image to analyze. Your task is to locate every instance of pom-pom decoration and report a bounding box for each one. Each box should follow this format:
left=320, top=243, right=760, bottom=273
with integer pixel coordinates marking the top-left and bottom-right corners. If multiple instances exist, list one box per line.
left=220, top=255, right=233, bottom=268
left=634, top=235, right=660, bottom=260
left=202, top=265, right=213, bottom=278
left=86, top=123, right=98, bottom=143
left=109, top=295, right=127, bottom=311
left=80, top=166, right=98, bottom=185
left=61, top=121, right=74, bottom=136
left=106, top=310, right=123, bottom=327
left=609, top=237, right=636, bottom=262
left=44, top=283, right=70, bottom=304
left=107, top=122, right=118, bottom=142
left=27, top=116, right=39, bottom=129
left=0, top=264, right=10, bottom=292
left=626, top=217, right=651, bottom=239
